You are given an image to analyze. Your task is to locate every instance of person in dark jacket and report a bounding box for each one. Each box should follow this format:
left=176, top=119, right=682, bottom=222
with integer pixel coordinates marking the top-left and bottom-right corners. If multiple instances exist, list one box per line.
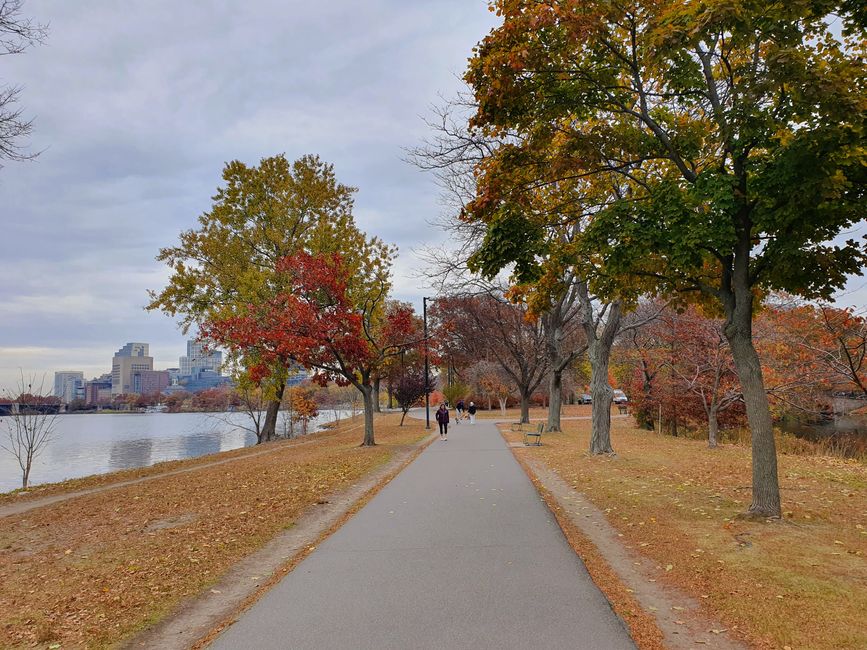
left=467, top=401, right=477, bottom=425
left=456, top=399, right=465, bottom=423
left=435, top=403, right=449, bottom=440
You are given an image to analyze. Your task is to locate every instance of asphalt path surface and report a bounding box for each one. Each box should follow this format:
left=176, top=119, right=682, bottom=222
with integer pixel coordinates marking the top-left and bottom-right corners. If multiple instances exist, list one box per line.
left=210, top=414, right=635, bottom=649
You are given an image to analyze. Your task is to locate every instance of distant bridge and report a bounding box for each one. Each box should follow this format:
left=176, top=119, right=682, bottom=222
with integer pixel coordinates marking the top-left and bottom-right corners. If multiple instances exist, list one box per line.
left=0, top=402, right=61, bottom=416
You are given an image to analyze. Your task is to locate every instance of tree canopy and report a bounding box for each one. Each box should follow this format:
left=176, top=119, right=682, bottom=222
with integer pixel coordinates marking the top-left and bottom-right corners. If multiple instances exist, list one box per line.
left=462, top=0, right=867, bottom=517
left=148, top=154, right=392, bottom=442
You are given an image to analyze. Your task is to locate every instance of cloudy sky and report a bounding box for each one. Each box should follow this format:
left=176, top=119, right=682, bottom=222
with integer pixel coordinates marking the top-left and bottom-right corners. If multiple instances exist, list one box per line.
left=2, top=2, right=866, bottom=394
left=0, top=1, right=498, bottom=391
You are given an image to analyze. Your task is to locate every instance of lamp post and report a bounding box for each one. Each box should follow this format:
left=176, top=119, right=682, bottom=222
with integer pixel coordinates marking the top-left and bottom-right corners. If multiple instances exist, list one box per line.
left=423, top=296, right=430, bottom=430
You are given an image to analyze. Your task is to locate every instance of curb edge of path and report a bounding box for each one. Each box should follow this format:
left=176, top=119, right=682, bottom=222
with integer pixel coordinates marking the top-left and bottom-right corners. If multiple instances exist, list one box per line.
left=501, top=428, right=749, bottom=650
left=123, top=430, right=438, bottom=650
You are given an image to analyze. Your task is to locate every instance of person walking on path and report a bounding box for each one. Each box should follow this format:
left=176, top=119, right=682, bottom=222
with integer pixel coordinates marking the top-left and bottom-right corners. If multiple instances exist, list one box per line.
left=456, top=399, right=465, bottom=423
left=467, top=401, right=477, bottom=425
left=435, top=403, right=449, bottom=440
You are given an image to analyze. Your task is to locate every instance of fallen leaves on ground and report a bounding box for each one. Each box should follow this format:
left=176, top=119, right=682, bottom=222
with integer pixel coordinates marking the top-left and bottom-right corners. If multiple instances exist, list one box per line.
left=0, top=414, right=426, bottom=648
left=503, top=418, right=867, bottom=650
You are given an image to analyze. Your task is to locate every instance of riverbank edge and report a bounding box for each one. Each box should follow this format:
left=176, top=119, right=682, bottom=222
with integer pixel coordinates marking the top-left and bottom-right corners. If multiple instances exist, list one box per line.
left=123, top=429, right=438, bottom=649
left=0, top=419, right=361, bottom=517
left=0, top=411, right=359, bottom=505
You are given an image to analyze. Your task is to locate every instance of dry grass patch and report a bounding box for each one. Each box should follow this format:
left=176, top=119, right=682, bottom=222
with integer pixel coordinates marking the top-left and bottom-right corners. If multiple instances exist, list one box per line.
left=0, top=420, right=362, bottom=507
left=0, top=414, right=426, bottom=649
left=502, top=418, right=867, bottom=650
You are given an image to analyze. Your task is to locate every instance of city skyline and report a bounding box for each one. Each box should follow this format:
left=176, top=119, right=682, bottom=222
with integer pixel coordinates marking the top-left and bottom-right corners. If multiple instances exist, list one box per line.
left=41, top=338, right=228, bottom=403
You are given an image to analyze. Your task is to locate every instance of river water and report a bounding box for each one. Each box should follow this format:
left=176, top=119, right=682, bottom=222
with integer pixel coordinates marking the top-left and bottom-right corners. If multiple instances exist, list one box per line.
left=0, top=410, right=349, bottom=493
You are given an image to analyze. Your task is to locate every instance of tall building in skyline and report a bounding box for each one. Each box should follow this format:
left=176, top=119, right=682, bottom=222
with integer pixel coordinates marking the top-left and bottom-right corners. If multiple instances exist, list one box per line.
left=139, top=370, right=170, bottom=395
left=111, top=342, right=153, bottom=395
left=54, top=371, right=84, bottom=404
left=179, top=339, right=222, bottom=378
left=85, top=375, right=112, bottom=405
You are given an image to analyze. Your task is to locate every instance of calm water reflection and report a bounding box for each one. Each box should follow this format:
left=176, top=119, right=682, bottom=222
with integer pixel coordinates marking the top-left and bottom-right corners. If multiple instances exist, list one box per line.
left=0, top=410, right=344, bottom=493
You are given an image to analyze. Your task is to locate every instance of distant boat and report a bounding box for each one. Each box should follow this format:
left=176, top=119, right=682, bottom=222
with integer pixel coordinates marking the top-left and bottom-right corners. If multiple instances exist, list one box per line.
left=145, top=405, right=168, bottom=413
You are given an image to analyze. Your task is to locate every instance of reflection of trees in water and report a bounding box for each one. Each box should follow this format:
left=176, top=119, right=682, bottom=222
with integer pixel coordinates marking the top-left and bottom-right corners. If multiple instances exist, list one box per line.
left=108, top=438, right=154, bottom=470
left=182, top=433, right=221, bottom=458
left=783, top=415, right=867, bottom=439
left=780, top=415, right=867, bottom=458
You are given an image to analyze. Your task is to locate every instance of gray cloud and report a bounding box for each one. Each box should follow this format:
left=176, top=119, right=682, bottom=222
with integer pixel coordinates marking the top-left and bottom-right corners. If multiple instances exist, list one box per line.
left=0, top=0, right=496, bottom=389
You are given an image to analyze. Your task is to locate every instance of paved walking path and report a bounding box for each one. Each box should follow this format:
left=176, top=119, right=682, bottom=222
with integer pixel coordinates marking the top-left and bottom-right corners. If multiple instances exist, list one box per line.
left=210, top=416, right=635, bottom=649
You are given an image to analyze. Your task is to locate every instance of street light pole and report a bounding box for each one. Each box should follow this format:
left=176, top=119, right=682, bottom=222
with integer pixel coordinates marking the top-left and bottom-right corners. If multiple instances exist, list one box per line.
left=423, top=296, right=430, bottom=430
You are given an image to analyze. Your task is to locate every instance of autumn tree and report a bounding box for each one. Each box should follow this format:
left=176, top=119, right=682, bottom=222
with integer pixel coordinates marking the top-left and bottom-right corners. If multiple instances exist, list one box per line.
left=204, top=251, right=416, bottom=446
left=162, top=391, right=190, bottom=414
left=441, top=380, right=470, bottom=408
left=374, top=301, right=425, bottom=413
left=412, top=96, right=591, bottom=434
left=617, top=301, right=667, bottom=430
left=0, top=0, right=47, bottom=166
left=281, top=385, right=319, bottom=437
left=434, top=294, right=548, bottom=423
left=662, top=307, right=743, bottom=447
left=149, top=154, right=374, bottom=443
left=464, top=1, right=866, bottom=517
left=466, top=360, right=513, bottom=413
left=800, top=304, right=867, bottom=398
left=753, top=298, right=839, bottom=415
left=394, top=369, right=432, bottom=426
left=229, top=377, right=267, bottom=441
left=191, top=387, right=231, bottom=412
left=134, top=392, right=161, bottom=409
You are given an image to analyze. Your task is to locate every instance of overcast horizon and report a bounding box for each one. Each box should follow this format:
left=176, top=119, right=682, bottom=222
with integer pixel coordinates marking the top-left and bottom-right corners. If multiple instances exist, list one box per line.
left=0, top=1, right=499, bottom=392
left=2, top=2, right=866, bottom=395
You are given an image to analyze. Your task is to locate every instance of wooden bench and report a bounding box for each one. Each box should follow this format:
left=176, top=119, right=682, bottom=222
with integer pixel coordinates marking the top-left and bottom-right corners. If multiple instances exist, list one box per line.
left=510, top=421, right=544, bottom=446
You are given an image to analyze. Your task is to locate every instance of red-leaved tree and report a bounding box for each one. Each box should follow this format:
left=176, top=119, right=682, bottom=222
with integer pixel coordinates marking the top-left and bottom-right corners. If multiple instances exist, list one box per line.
left=204, top=252, right=419, bottom=446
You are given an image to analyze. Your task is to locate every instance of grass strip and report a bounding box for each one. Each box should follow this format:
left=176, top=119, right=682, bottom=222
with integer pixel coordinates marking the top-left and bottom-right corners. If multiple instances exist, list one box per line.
left=501, top=417, right=866, bottom=650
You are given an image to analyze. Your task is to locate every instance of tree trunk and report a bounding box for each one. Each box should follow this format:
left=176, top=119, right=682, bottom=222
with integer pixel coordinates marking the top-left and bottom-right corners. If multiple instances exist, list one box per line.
left=519, top=390, right=531, bottom=423
left=360, top=384, right=376, bottom=446
left=708, top=405, right=719, bottom=448
left=373, top=377, right=382, bottom=413
left=547, top=370, right=563, bottom=432
left=387, top=384, right=394, bottom=409
left=22, top=454, right=32, bottom=489
left=399, top=408, right=408, bottom=426
left=639, top=361, right=656, bottom=430
left=724, top=318, right=781, bottom=517
left=261, top=399, right=280, bottom=443
left=589, top=342, right=615, bottom=454
left=578, top=284, right=622, bottom=455
left=260, top=377, right=287, bottom=444
left=498, top=397, right=507, bottom=416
